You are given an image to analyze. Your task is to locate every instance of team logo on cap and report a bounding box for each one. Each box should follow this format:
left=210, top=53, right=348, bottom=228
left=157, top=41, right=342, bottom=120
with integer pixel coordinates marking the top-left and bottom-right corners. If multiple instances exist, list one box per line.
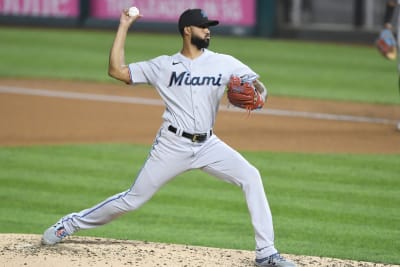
left=201, top=10, right=207, bottom=18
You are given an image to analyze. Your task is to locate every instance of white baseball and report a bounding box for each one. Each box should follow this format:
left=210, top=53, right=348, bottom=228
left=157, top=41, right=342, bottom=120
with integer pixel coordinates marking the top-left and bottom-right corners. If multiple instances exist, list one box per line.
left=128, top=6, right=139, bottom=17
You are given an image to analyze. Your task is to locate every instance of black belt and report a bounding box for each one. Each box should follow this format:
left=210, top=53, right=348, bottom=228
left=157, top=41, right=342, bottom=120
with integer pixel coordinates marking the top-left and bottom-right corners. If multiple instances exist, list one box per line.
left=168, top=125, right=212, bottom=143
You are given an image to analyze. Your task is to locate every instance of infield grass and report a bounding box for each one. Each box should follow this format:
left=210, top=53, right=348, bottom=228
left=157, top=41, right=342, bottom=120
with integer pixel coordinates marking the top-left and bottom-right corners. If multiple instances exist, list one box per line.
left=0, top=144, right=399, bottom=264
left=1, top=26, right=400, bottom=104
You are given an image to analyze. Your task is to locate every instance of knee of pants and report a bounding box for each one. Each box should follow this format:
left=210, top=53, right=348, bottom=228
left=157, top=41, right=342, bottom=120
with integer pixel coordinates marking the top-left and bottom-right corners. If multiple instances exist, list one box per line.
left=118, top=190, right=152, bottom=212
left=238, top=165, right=264, bottom=189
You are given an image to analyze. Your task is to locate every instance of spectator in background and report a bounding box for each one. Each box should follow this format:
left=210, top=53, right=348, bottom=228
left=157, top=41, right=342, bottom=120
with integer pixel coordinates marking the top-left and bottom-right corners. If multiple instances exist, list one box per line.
left=382, top=0, right=397, bottom=31
left=379, top=0, right=400, bottom=130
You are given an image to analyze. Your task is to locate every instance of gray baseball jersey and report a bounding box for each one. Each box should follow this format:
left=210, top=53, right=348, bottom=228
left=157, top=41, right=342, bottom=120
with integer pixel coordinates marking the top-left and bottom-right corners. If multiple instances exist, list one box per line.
left=129, top=49, right=257, bottom=131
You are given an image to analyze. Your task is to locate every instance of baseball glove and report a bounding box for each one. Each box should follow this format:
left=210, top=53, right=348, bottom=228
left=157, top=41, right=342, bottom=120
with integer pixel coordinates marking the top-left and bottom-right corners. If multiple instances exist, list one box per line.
left=227, top=75, right=264, bottom=111
left=376, top=28, right=397, bottom=60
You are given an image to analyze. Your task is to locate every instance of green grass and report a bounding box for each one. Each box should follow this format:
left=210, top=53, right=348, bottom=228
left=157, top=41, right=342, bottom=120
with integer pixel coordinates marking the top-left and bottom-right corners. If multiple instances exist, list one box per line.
left=1, top=26, right=399, bottom=104
left=0, top=144, right=399, bottom=264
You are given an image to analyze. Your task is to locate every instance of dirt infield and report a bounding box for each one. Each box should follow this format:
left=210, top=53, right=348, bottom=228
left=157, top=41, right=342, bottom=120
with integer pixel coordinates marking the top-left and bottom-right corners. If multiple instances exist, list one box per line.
left=1, top=78, right=400, bottom=153
left=1, top=78, right=400, bottom=267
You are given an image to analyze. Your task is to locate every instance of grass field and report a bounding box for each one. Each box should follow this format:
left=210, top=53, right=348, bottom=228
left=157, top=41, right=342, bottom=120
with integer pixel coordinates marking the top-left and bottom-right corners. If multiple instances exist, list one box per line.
left=0, top=145, right=399, bottom=264
left=1, top=26, right=400, bottom=104
left=0, top=26, right=400, bottom=265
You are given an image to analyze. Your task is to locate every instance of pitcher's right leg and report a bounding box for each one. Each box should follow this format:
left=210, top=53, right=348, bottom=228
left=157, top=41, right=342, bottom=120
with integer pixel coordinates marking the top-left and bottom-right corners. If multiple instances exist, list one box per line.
left=42, top=160, right=174, bottom=245
left=42, top=126, right=193, bottom=245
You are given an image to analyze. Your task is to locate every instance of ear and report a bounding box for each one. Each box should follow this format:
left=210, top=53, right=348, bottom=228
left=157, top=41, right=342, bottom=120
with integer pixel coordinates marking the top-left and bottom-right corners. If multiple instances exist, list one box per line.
left=183, top=26, right=191, bottom=36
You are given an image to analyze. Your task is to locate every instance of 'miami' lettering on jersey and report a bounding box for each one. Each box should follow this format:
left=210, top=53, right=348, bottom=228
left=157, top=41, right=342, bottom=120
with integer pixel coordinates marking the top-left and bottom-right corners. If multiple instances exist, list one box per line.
left=168, top=71, right=222, bottom=86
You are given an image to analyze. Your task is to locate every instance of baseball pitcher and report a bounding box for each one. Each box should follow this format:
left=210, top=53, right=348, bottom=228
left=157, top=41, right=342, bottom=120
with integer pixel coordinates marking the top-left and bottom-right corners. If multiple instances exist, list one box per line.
left=41, top=8, right=296, bottom=267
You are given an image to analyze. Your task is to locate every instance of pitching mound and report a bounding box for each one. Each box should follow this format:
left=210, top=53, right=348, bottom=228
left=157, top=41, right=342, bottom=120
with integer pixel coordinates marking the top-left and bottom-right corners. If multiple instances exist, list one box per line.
left=1, top=234, right=398, bottom=267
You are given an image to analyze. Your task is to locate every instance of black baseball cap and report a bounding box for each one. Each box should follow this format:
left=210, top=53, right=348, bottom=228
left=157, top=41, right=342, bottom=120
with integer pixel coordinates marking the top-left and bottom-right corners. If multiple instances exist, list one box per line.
left=178, top=9, right=219, bottom=34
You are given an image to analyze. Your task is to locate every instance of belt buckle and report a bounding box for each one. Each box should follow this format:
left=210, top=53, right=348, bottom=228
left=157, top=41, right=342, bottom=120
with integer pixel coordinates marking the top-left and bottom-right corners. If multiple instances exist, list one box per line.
left=192, top=134, right=199, bottom=142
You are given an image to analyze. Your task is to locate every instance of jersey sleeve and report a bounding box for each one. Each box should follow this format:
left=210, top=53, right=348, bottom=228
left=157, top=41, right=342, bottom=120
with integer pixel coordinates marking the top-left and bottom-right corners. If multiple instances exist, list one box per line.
left=227, top=55, right=259, bottom=81
left=128, top=55, right=168, bottom=85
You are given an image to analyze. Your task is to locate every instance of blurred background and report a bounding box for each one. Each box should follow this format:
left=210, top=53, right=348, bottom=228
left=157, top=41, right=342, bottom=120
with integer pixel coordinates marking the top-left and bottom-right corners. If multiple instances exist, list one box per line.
left=0, top=0, right=392, bottom=44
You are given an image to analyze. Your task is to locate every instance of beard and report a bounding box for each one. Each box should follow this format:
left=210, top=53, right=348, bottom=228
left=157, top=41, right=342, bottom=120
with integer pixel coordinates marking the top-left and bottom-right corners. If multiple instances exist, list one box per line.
left=191, top=35, right=210, bottom=50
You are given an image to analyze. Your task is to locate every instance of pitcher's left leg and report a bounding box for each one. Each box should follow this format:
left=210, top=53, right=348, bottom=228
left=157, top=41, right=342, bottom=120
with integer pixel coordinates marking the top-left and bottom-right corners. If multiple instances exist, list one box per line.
left=192, top=135, right=277, bottom=258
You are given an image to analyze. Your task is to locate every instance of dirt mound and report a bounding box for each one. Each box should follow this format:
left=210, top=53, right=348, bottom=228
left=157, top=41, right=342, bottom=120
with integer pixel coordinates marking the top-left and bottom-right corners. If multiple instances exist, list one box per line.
left=1, top=234, right=398, bottom=267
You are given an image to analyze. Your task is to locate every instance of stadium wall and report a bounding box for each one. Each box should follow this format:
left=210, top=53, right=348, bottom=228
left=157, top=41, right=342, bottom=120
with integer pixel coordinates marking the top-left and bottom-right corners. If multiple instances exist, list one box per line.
left=0, top=0, right=381, bottom=44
